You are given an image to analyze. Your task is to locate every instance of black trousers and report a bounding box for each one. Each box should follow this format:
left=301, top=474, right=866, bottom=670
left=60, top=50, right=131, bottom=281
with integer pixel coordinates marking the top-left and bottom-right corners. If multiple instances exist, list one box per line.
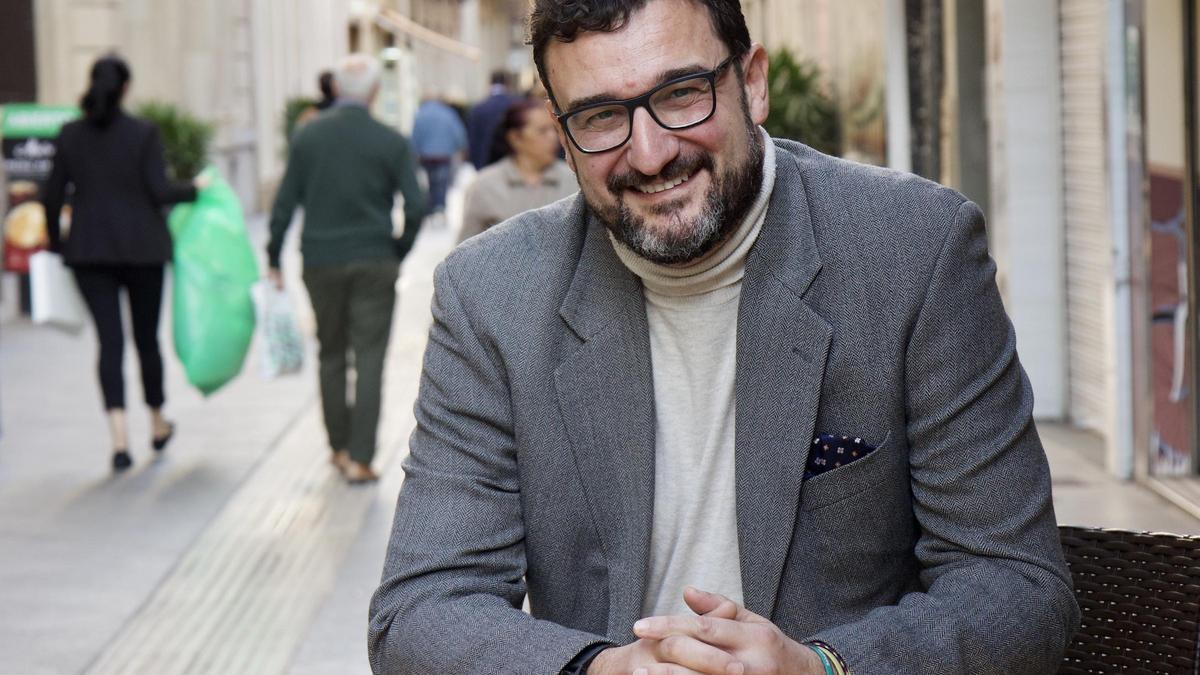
left=73, top=264, right=166, bottom=410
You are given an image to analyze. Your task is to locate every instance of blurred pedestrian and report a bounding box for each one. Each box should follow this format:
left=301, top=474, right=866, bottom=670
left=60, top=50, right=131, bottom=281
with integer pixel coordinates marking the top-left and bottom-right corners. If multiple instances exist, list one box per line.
left=466, top=71, right=520, bottom=169
left=41, top=55, right=207, bottom=472
left=411, top=94, right=467, bottom=216
left=266, top=53, right=426, bottom=484
left=296, top=70, right=338, bottom=129
left=459, top=99, right=575, bottom=243
left=316, top=71, right=337, bottom=111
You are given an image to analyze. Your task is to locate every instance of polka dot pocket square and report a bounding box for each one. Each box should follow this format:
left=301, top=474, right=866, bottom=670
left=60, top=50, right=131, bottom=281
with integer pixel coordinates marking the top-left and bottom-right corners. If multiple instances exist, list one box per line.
left=804, top=434, right=878, bottom=481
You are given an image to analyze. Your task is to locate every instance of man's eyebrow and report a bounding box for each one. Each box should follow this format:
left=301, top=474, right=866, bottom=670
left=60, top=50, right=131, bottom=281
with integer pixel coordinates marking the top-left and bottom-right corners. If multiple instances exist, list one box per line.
left=562, top=63, right=710, bottom=113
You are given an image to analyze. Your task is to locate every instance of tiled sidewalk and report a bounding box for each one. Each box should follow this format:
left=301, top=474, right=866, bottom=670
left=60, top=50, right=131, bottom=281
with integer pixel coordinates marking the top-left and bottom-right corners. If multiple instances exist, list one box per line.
left=1043, top=423, right=1200, bottom=535
left=0, top=191, right=451, bottom=674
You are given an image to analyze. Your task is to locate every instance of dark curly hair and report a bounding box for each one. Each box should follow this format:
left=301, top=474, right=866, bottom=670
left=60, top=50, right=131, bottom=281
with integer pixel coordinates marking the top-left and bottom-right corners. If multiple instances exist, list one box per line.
left=528, top=0, right=751, bottom=108
left=487, top=98, right=542, bottom=165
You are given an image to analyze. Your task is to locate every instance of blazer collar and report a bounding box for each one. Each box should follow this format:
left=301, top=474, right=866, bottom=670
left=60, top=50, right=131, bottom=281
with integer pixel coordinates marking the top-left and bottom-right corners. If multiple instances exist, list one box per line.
left=735, top=142, right=831, bottom=617
left=558, top=205, right=643, bottom=342
left=749, top=140, right=823, bottom=298
left=555, top=207, right=655, bottom=642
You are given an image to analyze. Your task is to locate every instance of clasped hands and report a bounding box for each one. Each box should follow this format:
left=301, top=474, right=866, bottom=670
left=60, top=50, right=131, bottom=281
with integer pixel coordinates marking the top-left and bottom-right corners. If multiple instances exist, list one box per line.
left=589, top=587, right=823, bottom=675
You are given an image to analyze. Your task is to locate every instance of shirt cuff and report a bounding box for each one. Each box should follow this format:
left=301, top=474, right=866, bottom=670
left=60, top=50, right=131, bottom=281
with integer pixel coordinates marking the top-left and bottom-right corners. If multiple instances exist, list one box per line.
left=560, top=641, right=614, bottom=675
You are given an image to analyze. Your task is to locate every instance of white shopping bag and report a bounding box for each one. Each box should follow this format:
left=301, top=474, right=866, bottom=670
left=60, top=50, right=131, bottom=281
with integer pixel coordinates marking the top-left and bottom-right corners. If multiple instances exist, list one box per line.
left=251, top=281, right=304, bottom=378
left=29, top=250, right=86, bottom=332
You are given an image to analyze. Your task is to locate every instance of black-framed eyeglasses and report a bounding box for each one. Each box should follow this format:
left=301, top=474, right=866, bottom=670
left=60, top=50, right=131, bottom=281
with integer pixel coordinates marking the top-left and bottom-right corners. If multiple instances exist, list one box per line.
left=555, top=54, right=737, bottom=154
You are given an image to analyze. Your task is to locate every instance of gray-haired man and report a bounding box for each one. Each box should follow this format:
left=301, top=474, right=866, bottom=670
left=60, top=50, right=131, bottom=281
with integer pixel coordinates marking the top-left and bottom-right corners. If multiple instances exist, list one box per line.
left=268, top=53, right=425, bottom=484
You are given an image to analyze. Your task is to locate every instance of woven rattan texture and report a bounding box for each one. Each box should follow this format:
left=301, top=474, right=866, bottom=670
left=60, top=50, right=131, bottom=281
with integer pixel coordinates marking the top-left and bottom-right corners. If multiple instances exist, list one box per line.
left=1058, top=526, right=1200, bottom=674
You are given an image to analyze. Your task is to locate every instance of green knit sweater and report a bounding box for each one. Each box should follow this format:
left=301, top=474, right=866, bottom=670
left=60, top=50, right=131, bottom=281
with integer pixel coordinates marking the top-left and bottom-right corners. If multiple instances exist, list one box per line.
left=267, top=104, right=427, bottom=269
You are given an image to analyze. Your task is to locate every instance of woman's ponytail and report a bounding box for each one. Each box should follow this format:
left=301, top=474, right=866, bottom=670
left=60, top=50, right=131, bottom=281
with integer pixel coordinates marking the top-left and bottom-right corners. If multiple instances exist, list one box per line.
left=80, top=56, right=130, bottom=127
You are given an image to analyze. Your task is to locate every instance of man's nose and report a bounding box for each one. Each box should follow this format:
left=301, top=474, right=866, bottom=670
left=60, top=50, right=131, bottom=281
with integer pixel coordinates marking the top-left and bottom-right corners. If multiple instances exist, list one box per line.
left=625, top=107, right=678, bottom=177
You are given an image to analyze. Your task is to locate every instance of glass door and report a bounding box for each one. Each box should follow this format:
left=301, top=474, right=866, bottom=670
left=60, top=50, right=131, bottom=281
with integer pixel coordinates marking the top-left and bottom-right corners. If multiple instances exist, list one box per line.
left=1143, top=0, right=1196, bottom=476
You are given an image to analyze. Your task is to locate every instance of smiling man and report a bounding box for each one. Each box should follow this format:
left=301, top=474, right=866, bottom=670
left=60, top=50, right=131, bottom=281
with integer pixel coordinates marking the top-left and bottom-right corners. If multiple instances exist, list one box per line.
left=368, top=1, right=1079, bottom=673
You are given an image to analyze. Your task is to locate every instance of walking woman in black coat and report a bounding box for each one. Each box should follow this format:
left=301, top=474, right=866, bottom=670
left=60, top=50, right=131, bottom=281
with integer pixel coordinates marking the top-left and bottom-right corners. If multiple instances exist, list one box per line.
left=42, top=55, right=207, bottom=472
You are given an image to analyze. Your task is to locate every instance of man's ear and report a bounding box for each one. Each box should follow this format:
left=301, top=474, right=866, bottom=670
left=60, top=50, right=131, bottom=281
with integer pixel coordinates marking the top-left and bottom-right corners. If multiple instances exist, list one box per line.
left=546, top=99, right=577, bottom=173
left=742, top=43, right=770, bottom=126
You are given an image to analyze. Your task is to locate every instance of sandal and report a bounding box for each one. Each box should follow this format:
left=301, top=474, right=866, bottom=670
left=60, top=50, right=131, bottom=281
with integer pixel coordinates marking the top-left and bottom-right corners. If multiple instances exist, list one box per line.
left=331, top=450, right=352, bottom=476
left=152, top=422, right=175, bottom=452
left=112, top=450, right=133, bottom=472
left=343, top=461, right=379, bottom=484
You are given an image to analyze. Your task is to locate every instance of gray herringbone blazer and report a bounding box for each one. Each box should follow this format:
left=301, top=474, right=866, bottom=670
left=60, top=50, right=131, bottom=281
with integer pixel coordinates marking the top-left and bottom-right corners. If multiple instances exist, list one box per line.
left=369, top=139, right=1080, bottom=674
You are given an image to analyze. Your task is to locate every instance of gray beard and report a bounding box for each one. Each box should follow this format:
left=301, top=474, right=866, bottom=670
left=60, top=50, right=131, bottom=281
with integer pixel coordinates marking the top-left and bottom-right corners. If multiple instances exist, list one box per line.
left=588, top=131, right=765, bottom=265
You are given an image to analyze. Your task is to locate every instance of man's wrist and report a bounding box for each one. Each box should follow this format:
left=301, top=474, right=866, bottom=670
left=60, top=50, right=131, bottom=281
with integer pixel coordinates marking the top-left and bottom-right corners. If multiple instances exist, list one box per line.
left=803, top=640, right=849, bottom=675
left=561, top=641, right=612, bottom=675
left=583, top=645, right=613, bottom=674
left=804, top=643, right=834, bottom=675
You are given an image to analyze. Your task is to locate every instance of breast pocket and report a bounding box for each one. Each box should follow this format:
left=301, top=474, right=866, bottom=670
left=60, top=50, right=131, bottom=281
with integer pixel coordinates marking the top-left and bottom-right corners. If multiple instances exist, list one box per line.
left=800, top=430, right=894, bottom=511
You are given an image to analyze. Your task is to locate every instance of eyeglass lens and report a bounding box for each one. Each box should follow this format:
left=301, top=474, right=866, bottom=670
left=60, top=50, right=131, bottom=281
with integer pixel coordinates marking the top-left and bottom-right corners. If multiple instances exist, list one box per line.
left=566, top=75, right=716, bottom=152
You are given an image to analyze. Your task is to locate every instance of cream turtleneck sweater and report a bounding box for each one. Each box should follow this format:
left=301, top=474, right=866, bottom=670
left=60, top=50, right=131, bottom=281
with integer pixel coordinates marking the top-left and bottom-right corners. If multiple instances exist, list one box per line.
left=611, top=130, right=776, bottom=618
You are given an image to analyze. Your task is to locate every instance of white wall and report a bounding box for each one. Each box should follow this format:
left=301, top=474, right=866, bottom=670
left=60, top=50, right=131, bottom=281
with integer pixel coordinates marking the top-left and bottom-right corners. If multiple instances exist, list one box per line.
left=34, top=0, right=350, bottom=211
left=1145, top=0, right=1186, bottom=172
left=1103, top=0, right=1135, bottom=478
left=250, top=1, right=350, bottom=200
left=884, top=0, right=910, bottom=172
left=985, top=0, right=1067, bottom=419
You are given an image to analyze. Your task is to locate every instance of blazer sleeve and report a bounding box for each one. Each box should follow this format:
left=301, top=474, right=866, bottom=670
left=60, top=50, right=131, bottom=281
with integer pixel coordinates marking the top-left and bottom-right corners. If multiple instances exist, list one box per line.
left=368, top=262, right=606, bottom=674
left=141, top=126, right=197, bottom=206
left=810, top=201, right=1080, bottom=674
left=42, top=134, right=69, bottom=253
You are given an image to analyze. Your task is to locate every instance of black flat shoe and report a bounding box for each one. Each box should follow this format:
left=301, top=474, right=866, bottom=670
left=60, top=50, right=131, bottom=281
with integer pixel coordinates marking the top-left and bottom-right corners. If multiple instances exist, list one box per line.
left=152, top=423, right=175, bottom=452
left=112, top=450, right=133, bottom=472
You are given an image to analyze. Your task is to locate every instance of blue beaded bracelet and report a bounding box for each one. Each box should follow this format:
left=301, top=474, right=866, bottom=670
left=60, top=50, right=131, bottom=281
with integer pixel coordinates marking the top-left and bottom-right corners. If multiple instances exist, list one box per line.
left=806, top=643, right=835, bottom=675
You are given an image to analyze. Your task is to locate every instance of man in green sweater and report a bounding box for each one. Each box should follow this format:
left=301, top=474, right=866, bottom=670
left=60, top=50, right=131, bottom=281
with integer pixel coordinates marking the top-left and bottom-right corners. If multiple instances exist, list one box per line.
left=267, top=53, right=426, bottom=484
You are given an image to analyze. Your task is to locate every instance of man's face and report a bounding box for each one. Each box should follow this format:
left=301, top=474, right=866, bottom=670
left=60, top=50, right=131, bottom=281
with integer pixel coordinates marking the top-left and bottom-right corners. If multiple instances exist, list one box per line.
left=544, top=0, right=770, bottom=264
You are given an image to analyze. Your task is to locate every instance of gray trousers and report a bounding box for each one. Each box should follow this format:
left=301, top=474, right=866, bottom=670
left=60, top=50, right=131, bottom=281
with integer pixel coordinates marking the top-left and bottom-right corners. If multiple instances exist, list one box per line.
left=302, top=259, right=399, bottom=464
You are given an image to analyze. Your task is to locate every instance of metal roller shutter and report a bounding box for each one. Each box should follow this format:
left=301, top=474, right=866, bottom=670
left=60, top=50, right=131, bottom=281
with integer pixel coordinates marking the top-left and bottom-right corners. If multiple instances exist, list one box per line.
left=1059, top=0, right=1113, bottom=434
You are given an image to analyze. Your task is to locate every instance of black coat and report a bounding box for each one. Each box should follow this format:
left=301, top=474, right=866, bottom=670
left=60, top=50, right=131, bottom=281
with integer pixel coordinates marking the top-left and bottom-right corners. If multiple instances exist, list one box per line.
left=466, top=91, right=520, bottom=170
left=42, top=110, right=197, bottom=266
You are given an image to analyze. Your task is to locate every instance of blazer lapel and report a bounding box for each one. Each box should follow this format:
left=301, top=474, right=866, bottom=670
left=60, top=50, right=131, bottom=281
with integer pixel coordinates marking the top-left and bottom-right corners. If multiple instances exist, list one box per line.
left=554, top=213, right=656, bottom=642
left=736, top=146, right=831, bottom=618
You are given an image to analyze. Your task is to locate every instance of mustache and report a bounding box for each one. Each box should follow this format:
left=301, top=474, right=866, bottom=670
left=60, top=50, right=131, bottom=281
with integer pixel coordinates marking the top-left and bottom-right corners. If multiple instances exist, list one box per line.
left=606, top=151, right=715, bottom=193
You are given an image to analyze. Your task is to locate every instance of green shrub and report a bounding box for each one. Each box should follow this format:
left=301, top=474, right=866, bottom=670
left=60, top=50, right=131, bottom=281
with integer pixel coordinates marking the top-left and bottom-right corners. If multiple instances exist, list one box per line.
left=135, top=101, right=214, bottom=180
left=283, top=97, right=316, bottom=151
left=764, top=48, right=841, bottom=157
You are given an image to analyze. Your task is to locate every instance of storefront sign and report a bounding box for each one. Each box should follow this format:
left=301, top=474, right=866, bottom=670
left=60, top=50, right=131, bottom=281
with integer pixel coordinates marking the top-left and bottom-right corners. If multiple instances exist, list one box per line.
left=2, top=104, right=79, bottom=273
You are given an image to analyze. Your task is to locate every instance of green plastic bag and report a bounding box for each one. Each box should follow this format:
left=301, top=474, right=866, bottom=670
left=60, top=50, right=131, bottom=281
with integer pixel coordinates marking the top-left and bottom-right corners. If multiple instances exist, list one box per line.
left=168, top=168, right=259, bottom=395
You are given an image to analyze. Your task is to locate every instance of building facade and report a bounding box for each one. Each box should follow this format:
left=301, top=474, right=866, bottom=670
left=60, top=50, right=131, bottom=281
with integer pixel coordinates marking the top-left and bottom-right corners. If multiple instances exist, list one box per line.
left=19, top=0, right=527, bottom=211
left=941, top=0, right=1200, bottom=514
left=748, top=0, right=1200, bottom=511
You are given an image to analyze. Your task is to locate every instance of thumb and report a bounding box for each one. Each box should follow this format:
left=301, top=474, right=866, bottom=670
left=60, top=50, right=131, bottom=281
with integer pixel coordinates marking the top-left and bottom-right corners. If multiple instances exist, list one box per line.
left=685, top=587, right=767, bottom=624
left=684, top=587, right=738, bottom=619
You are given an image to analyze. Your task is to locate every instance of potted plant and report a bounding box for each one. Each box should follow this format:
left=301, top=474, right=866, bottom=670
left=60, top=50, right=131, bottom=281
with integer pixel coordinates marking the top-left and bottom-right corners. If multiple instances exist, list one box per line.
left=134, top=101, right=214, bottom=180
left=282, top=96, right=317, bottom=151
left=764, top=48, right=841, bottom=157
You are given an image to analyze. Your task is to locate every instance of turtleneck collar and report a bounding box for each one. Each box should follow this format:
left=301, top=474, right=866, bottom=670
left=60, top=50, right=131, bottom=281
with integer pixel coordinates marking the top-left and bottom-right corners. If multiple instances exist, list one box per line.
left=610, top=127, right=776, bottom=301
